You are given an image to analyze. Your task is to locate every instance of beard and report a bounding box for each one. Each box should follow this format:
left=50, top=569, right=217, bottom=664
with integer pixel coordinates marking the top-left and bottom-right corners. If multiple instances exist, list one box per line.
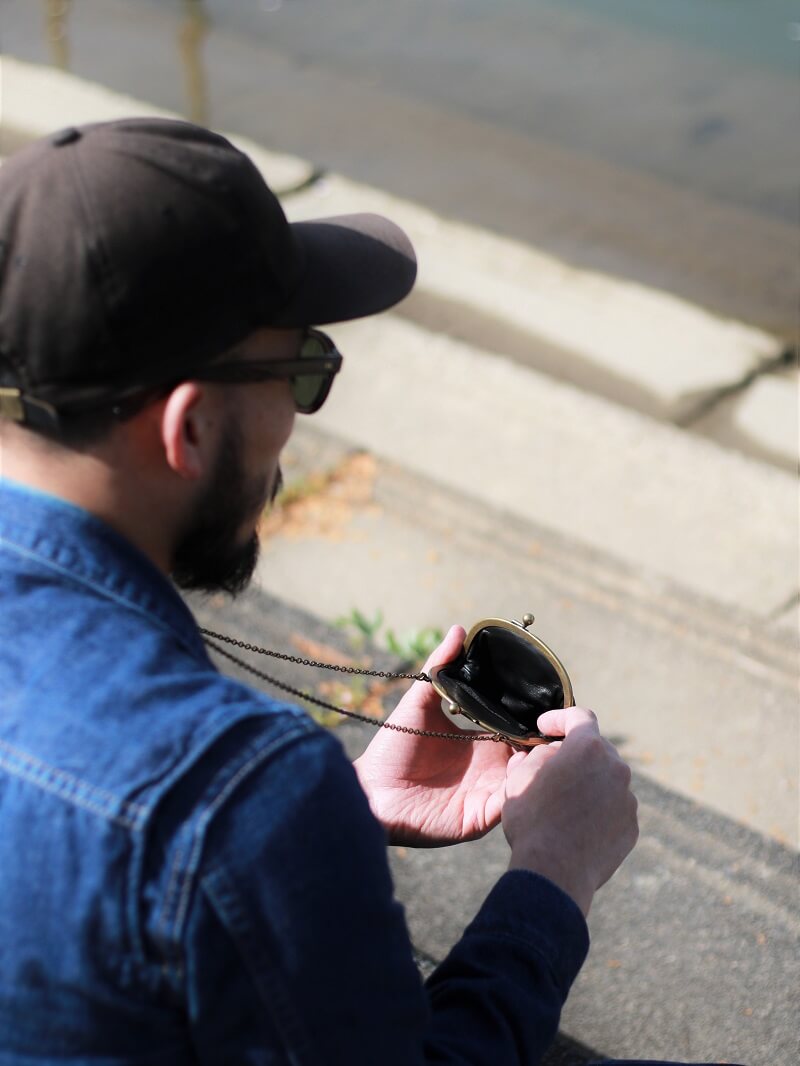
left=171, top=418, right=280, bottom=596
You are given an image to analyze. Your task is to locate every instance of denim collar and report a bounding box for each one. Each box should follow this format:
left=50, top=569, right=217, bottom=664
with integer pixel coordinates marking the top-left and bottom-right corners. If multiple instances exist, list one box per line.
left=0, top=477, right=208, bottom=662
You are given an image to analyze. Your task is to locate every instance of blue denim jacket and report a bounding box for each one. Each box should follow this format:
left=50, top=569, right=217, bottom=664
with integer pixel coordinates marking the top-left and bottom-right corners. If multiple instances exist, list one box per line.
left=0, top=477, right=589, bottom=1064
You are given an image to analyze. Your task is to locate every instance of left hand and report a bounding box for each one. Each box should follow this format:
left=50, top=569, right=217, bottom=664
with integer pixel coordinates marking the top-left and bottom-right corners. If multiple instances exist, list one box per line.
left=354, top=625, right=516, bottom=847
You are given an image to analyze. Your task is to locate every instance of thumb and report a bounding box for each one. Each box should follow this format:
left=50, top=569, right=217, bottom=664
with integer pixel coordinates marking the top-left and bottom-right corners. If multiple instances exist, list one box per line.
left=392, top=624, right=466, bottom=713
left=422, top=625, right=466, bottom=674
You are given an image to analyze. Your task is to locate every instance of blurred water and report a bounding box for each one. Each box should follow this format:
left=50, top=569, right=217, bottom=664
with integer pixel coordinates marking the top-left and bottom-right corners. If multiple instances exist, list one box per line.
left=551, top=0, right=799, bottom=74
left=189, top=0, right=799, bottom=74
left=159, top=0, right=798, bottom=222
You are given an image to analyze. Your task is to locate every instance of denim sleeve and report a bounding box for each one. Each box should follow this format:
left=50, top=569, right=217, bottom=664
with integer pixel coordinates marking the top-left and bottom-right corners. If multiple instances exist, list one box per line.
left=424, top=870, right=590, bottom=1062
left=183, top=728, right=589, bottom=1065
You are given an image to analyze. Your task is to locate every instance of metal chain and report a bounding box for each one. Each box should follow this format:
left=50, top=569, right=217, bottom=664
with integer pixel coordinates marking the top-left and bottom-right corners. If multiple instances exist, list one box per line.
left=199, top=627, right=430, bottom=682
left=202, top=634, right=506, bottom=745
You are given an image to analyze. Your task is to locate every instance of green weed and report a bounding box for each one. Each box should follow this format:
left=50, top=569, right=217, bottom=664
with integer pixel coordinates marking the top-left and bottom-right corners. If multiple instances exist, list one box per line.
left=335, top=609, right=442, bottom=668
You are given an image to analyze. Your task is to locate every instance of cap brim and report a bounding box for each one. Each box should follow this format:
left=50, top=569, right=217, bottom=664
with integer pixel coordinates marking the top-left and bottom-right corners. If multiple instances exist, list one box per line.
left=272, top=213, right=417, bottom=327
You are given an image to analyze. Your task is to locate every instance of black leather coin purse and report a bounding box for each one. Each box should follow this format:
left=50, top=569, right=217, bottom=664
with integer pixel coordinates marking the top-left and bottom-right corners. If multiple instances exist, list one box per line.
left=429, top=614, right=574, bottom=746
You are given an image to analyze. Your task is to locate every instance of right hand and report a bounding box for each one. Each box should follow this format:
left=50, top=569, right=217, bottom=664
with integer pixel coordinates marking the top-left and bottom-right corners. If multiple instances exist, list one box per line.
left=502, top=707, right=638, bottom=916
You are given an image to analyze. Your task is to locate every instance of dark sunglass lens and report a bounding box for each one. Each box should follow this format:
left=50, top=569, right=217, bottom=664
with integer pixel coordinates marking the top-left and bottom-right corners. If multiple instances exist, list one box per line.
left=291, top=374, right=326, bottom=411
left=290, top=330, right=335, bottom=412
left=300, top=332, right=328, bottom=359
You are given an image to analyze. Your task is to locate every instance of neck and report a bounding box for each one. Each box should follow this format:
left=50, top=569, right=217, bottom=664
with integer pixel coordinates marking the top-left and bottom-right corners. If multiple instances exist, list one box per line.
left=0, top=425, right=179, bottom=574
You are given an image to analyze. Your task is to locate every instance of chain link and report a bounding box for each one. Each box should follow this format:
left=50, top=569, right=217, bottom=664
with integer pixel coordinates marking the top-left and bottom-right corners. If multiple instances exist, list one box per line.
left=199, top=627, right=430, bottom=682
left=202, top=633, right=506, bottom=745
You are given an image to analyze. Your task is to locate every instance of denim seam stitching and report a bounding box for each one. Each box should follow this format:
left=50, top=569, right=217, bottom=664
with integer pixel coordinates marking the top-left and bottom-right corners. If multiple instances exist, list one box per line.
left=158, top=723, right=313, bottom=981
left=0, top=537, right=203, bottom=661
left=200, top=870, right=312, bottom=1065
left=0, top=739, right=148, bottom=830
left=158, top=841, right=187, bottom=979
left=173, top=726, right=312, bottom=952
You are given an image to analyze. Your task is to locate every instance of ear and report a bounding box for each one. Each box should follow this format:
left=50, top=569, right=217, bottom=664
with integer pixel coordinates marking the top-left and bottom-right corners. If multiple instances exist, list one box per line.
left=160, top=382, right=219, bottom=480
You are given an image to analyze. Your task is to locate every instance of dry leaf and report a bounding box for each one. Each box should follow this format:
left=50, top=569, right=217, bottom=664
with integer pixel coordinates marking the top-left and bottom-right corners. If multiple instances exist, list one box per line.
left=289, top=633, right=357, bottom=668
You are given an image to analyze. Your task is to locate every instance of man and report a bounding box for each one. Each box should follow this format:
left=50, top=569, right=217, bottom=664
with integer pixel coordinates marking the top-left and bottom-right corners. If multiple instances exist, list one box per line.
left=0, top=119, right=638, bottom=1062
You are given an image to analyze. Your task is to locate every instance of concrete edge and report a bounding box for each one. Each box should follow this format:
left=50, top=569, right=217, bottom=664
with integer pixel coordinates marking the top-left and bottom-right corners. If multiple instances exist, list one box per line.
left=313, top=313, right=798, bottom=619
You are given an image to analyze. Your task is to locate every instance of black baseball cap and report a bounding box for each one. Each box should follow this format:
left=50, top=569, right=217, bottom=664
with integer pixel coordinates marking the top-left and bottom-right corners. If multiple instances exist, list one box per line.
left=0, top=118, right=417, bottom=431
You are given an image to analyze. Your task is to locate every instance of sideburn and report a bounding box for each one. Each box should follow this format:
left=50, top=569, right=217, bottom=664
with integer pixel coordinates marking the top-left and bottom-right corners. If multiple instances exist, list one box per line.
left=171, top=419, right=267, bottom=596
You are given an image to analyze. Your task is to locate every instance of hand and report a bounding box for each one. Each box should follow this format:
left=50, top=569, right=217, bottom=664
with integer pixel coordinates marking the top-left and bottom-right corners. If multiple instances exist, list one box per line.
left=354, top=625, right=517, bottom=847
left=503, top=707, right=639, bottom=916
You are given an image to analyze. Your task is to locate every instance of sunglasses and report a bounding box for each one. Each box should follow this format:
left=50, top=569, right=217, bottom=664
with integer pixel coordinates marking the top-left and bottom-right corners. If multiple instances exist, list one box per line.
left=429, top=614, right=574, bottom=745
left=191, top=327, right=343, bottom=414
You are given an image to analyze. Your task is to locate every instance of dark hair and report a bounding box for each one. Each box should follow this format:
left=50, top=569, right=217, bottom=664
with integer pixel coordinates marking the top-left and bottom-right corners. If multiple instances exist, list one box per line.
left=29, top=409, right=121, bottom=449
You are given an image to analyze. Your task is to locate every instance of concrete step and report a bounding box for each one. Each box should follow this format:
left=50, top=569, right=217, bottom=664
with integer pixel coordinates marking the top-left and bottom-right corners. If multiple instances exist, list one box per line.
left=285, top=173, right=787, bottom=423
left=691, top=364, right=798, bottom=475
left=286, top=170, right=797, bottom=476
left=306, top=314, right=797, bottom=622
left=255, top=422, right=798, bottom=848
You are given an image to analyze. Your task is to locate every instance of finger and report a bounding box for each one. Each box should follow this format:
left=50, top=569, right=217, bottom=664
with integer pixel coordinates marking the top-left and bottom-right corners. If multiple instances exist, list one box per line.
left=504, top=741, right=560, bottom=796
left=524, top=742, right=562, bottom=769
left=422, top=624, right=466, bottom=674
left=514, top=740, right=561, bottom=770
left=537, top=705, right=599, bottom=739
left=507, top=750, right=529, bottom=771
left=393, top=624, right=467, bottom=715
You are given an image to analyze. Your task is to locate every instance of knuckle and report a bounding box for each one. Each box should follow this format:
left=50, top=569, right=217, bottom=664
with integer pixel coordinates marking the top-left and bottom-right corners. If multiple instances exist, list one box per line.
left=616, top=758, right=633, bottom=787
left=629, top=797, right=640, bottom=838
left=568, top=706, right=598, bottom=729
left=585, top=735, right=606, bottom=759
left=576, top=706, right=598, bottom=725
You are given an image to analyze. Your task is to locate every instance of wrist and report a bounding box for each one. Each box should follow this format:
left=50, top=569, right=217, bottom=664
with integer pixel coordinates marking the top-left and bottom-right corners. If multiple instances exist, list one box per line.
left=353, top=757, right=379, bottom=814
left=353, top=761, right=403, bottom=844
left=508, top=850, right=595, bottom=917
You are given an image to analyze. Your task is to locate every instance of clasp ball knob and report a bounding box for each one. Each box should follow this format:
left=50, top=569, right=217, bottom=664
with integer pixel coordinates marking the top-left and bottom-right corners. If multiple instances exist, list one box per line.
left=448, top=702, right=461, bottom=715
left=522, top=613, right=535, bottom=628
